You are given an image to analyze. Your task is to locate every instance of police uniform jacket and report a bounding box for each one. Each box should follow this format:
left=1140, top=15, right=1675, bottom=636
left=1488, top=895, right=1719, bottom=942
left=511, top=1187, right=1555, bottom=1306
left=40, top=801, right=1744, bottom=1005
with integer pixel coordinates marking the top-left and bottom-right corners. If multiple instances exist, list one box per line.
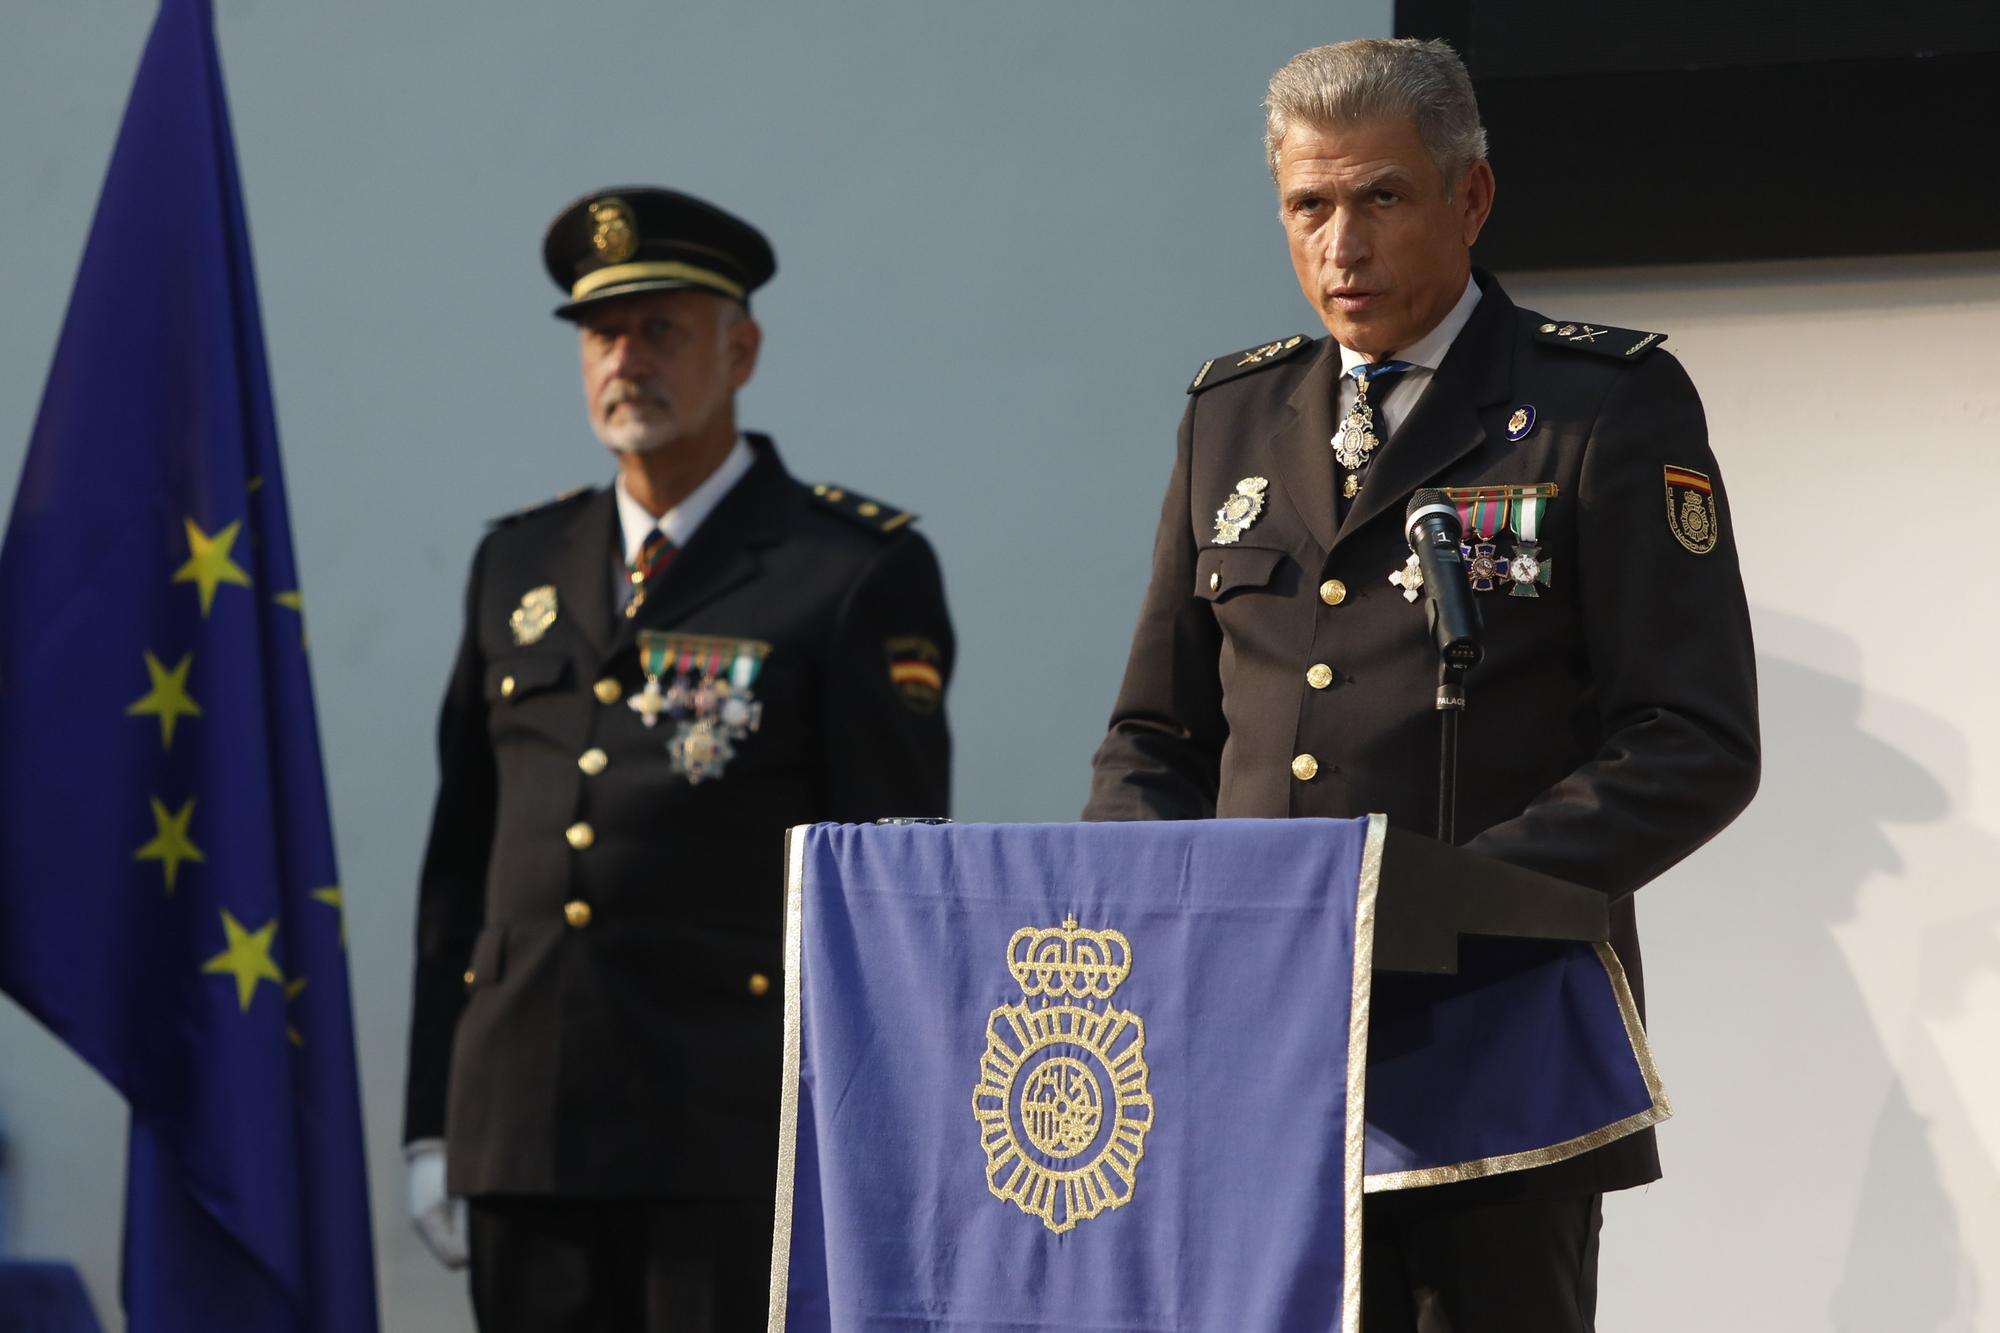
left=404, top=433, right=953, bottom=1200
left=1084, top=269, right=1759, bottom=1199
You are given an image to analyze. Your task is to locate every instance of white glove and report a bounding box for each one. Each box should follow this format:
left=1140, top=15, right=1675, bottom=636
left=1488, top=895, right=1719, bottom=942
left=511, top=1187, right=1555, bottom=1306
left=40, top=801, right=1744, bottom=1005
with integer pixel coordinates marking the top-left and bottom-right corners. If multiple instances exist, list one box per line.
left=405, top=1139, right=469, bottom=1270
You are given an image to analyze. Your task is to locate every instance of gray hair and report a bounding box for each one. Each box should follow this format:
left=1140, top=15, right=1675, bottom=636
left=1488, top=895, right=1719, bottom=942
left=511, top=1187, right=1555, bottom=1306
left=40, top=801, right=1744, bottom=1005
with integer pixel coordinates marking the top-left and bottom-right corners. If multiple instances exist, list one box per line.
left=1264, top=38, right=1488, bottom=192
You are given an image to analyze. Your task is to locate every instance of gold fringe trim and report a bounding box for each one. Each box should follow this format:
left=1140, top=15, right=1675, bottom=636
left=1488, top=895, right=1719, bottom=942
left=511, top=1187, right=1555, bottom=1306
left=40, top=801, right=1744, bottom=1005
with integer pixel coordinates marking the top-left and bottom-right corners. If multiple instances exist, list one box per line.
left=766, top=826, right=811, bottom=1329
left=1363, top=940, right=1671, bottom=1193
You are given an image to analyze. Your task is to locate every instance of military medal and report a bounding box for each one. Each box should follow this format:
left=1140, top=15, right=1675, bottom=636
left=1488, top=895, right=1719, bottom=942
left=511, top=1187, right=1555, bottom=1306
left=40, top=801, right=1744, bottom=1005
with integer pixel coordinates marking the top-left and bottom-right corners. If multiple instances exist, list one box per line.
left=635, top=632, right=770, bottom=783
left=1456, top=491, right=1509, bottom=592
left=1331, top=360, right=1413, bottom=472
left=1389, top=553, right=1425, bottom=603
left=1212, top=477, right=1268, bottom=545
left=509, top=585, right=558, bottom=645
left=1504, top=492, right=1553, bottom=597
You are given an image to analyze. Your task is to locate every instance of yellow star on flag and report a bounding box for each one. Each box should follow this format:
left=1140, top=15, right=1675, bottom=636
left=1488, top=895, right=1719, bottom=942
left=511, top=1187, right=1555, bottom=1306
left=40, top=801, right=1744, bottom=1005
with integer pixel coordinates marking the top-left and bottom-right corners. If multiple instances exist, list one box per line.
left=310, top=885, right=346, bottom=946
left=126, top=651, right=202, bottom=749
left=275, top=590, right=308, bottom=648
left=201, top=911, right=285, bottom=1013
left=171, top=517, right=252, bottom=616
left=286, top=975, right=310, bottom=1046
left=134, top=796, right=204, bottom=893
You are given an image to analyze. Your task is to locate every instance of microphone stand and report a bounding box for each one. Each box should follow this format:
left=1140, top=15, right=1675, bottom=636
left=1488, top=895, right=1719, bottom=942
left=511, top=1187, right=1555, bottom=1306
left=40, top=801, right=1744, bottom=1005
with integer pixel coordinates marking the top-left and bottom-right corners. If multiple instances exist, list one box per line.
left=1435, top=658, right=1466, bottom=845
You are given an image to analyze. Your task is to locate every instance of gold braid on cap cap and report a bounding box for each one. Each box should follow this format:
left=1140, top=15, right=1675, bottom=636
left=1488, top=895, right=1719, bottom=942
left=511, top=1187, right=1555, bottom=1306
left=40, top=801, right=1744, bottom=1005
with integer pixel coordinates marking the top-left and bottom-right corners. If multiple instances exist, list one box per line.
left=571, top=261, right=746, bottom=303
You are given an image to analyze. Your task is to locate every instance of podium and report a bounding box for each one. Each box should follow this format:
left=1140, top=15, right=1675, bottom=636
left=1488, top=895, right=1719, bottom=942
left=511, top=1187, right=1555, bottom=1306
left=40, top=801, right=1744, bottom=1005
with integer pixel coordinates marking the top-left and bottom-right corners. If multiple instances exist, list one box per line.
left=772, top=817, right=1662, bottom=1333
left=1372, top=826, right=1610, bottom=973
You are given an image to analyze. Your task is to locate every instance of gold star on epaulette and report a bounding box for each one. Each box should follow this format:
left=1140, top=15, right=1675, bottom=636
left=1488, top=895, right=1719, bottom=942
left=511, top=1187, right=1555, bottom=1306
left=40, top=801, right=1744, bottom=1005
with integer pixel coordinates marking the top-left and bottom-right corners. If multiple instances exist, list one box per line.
left=808, top=483, right=914, bottom=534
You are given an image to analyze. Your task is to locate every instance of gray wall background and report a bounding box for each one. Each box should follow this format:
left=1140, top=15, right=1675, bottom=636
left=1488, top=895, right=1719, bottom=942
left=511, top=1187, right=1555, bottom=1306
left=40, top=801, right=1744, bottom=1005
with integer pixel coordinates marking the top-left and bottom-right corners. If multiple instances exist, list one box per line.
left=2, top=4, right=1996, bottom=1330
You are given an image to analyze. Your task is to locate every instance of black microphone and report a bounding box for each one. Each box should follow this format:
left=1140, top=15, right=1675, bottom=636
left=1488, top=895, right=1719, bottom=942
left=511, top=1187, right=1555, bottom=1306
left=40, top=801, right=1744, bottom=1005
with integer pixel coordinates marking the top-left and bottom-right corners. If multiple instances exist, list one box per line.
left=1404, top=489, right=1484, bottom=672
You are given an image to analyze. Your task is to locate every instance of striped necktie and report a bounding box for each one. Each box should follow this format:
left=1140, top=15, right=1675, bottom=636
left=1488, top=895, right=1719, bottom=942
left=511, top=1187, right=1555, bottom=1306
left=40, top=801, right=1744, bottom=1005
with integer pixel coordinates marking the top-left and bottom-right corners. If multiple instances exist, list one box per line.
left=624, top=525, right=676, bottom=619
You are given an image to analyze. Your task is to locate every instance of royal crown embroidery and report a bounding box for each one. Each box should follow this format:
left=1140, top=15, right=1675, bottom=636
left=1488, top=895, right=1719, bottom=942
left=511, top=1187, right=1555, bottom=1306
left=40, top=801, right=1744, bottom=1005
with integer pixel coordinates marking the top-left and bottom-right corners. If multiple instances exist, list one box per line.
left=972, top=915, right=1155, bottom=1234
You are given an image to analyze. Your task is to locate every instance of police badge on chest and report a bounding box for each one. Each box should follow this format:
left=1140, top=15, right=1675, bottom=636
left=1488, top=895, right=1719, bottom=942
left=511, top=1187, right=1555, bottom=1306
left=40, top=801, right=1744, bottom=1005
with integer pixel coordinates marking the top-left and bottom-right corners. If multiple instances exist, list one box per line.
left=632, top=631, right=772, bottom=783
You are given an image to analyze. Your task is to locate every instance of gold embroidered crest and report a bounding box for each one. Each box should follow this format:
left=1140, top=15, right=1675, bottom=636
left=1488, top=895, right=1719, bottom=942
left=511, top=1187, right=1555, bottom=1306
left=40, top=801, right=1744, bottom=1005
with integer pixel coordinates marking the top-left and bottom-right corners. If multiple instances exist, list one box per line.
left=589, top=197, right=637, bottom=263
left=509, top=585, right=558, bottom=645
left=972, top=915, right=1154, bottom=1234
left=1663, top=466, right=1719, bottom=555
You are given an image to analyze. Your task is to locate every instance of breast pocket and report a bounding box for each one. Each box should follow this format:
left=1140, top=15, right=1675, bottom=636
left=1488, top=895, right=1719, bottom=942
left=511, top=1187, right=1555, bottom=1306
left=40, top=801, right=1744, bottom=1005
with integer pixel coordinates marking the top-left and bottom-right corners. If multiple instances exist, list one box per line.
left=485, top=654, right=572, bottom=704
left=1194, top=545, right=1287, bottom=602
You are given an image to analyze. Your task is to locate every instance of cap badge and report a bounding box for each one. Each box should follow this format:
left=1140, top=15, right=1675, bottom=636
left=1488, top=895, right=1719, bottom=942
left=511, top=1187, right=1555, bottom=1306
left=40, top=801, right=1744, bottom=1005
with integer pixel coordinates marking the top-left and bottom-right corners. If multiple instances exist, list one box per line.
left=589, top=197, right=637, bottom=263
left=1212, top=476, right=1269, bottom=545
left=509, top=585, right=558, bottom=645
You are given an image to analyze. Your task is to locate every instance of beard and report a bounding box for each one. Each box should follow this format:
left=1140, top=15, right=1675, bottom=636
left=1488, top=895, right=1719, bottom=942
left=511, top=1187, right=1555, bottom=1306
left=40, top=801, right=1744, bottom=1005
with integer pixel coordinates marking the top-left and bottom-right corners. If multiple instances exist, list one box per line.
left=591, top=382, right=680, bottom=455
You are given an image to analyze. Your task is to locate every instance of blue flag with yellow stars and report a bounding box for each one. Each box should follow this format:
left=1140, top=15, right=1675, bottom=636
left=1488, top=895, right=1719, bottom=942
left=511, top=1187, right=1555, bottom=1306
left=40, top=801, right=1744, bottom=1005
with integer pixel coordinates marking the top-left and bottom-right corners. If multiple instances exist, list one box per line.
left=0, top=2, right=379, bottom=1330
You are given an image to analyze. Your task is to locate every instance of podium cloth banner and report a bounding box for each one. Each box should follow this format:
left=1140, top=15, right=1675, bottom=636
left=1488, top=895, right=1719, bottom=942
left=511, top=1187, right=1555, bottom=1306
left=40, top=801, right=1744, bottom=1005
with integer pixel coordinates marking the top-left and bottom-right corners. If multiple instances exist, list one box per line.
left=770, top=818, right=1666, bottom=1332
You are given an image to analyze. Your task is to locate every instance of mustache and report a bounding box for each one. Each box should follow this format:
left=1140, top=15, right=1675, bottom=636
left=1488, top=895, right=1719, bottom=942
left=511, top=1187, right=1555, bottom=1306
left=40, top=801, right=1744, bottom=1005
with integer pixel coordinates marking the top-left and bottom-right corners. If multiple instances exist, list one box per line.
left=599, top=381, right=670, bottom=415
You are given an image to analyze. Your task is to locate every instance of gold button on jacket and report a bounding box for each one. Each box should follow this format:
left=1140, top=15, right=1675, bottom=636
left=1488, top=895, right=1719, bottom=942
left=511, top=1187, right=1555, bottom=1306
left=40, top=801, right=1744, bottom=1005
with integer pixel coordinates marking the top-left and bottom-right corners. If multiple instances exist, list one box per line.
left=592, top=677, right=622, bottom=705
left=500, top=675, right=517, bottom=698
left=747, top=972, right=772, bottom=997
left=577, top=748, right=608, bottom=776
left=565, top=821, right=595, bottom=850
left=1306, top=663, right=1334, bottom=690
left=1291, top=753, right=1319, bottom=780
left=563, top=900, right=592, bottom=928
left=1319, top=579, right=1347, bottom=606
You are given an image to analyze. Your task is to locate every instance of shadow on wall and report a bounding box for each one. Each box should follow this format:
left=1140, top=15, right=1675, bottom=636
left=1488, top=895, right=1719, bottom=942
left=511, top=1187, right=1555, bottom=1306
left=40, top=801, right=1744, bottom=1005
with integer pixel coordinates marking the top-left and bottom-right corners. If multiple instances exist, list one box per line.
left=1639, top=611, right=1993, bottom=1330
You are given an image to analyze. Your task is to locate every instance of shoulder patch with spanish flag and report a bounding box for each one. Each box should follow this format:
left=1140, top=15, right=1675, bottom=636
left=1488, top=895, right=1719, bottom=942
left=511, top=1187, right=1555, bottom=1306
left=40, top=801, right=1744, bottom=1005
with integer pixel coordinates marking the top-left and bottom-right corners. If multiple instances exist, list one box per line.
left=886, top=636, right=944, bottom=713
left=1663, top=466, right=1719, bottom=554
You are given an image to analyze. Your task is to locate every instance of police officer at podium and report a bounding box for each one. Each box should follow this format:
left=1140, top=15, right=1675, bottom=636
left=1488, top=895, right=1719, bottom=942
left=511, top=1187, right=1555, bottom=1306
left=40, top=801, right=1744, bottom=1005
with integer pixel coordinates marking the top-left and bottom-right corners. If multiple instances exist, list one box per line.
left=402, top=186, right=954, bottom=1330
left=1085, top=39, right=1759, bottom=1331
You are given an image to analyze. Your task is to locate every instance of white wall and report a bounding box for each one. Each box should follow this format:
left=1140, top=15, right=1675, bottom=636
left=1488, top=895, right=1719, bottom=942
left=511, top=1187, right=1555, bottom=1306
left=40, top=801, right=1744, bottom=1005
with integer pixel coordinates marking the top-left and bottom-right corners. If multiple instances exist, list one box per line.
left=0, top=4, right=1994, bottom=1329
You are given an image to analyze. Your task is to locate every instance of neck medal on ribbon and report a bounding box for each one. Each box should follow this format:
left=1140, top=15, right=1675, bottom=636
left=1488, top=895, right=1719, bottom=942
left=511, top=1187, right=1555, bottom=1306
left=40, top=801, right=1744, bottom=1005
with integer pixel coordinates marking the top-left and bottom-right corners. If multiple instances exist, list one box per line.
left=632, top=631, right=771, bottom=784
left=973, top=915, right=1154, bottom=1234
left=1212, top=476, right=1268, bottom=545
left=1441, top=484, right=1558, bottom=597
left=1331, top=361, right=1411, bottom=471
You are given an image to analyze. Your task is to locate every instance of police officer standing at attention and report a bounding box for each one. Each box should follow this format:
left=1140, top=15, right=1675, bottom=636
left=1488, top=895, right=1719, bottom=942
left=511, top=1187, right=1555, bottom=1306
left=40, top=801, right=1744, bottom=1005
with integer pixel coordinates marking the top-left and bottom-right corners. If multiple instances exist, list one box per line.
left=402, top=187, right=954, bottom=1329
left=1086, top=40, right=1758, bottom=1331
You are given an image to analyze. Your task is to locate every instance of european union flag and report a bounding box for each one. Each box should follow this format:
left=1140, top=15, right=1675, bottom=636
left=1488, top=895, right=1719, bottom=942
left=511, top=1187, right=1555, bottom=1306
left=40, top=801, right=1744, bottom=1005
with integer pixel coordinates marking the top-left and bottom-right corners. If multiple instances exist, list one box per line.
left=774, top=818, right=1669, bottom=1331
left=0, top=2, right=380, bottom=1330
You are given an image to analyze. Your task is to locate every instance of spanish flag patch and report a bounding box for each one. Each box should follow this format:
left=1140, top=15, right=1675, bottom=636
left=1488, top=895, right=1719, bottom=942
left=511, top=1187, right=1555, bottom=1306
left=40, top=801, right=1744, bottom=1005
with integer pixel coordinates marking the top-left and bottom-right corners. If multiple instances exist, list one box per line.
left=886, top=636, right=945, bottom=714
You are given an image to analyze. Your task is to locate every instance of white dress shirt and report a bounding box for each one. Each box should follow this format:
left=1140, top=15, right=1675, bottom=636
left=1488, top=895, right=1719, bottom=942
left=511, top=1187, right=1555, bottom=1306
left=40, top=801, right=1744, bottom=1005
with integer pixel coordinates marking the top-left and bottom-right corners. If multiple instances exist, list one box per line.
left=612, top=434, right=755, bottom=566
left=1332, top=274, right=1481, bottom=441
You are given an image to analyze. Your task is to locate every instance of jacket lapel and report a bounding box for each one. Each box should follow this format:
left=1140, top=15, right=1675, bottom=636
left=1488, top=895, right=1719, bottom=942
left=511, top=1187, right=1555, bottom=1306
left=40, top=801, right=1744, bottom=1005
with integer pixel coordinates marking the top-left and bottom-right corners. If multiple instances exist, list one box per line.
left=1268, top=340, right=1342, bottom=557
left=613, top=435, right=793, bottom=650
left=547, top=489, right=618, bottom=659
left=1335, top=274, right=1518, bottom=548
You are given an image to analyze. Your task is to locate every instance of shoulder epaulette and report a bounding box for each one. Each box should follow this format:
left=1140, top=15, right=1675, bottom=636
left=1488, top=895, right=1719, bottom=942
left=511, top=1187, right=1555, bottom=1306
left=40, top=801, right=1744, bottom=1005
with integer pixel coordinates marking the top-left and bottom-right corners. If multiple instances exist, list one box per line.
left=1187, top=335, right=1313, bottom=394
left=486, top=485, right=593, bottom=528
left=807, top=482, right=915, bottom=535
left=1533, top=320, right=1667, bottom=361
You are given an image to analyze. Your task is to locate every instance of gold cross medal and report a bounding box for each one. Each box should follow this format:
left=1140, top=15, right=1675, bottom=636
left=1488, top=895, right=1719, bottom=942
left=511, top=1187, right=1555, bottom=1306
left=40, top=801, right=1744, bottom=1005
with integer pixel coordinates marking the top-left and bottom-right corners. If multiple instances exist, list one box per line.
left=509, top=585, right=558, bottom=645
left=1212, top=477, right=1268, bottom=545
